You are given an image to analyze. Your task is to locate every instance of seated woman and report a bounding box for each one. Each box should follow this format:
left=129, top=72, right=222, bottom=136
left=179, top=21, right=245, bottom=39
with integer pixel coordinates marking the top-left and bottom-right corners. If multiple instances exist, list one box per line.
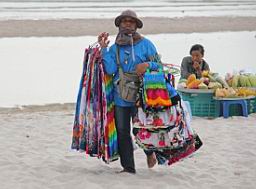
left=180, top=44, right=210, bottom=79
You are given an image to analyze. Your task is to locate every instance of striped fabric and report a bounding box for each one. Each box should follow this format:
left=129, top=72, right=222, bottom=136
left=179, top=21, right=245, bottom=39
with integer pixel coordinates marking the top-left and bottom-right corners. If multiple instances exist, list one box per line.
left=71, top=47, right=118, bottom=163
left=143, top=70, right=172, bottom=108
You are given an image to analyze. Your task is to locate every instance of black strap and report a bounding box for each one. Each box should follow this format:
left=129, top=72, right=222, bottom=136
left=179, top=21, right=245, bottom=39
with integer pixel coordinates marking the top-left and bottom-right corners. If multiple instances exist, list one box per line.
left=115, top=45, right=125, bottom=80
left=116, top=45, right=120, bottom=67
left=116, top=45, right=138, bottom=76
left=201, top=60, right=205, bottom=71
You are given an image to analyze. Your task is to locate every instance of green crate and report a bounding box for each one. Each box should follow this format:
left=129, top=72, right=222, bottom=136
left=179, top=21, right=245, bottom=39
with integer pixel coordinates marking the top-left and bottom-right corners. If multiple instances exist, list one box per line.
left=246, top=97, right=256, bottom=114
left=228, top=104, right=243, bottom=116
left=178, top=89, right=220, bottom=118
left=228, top=97, right=256, bottom=116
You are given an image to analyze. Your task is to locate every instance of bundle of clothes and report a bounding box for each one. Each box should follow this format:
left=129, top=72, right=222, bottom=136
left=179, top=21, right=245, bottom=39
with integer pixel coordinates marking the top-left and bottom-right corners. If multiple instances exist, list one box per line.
left=133, top=67, right=202, bottom=165
left=71, top=46, right=119, bottom=163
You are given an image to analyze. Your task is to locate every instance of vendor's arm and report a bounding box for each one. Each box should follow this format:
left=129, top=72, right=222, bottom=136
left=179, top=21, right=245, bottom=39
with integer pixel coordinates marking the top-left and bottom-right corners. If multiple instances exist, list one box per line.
left=101, top=46, right=117, bottom=75
left=98, top=32, right=117, bottom=75
left=135, top=39, right=159, bottom=76
left=193, top=61, right=202, bottom=78
left=180, top=57, right=191, bottom=79
left=147, top=39, right=160, bottom=70
left=203, top=61, right=210, bottom=71
left=194, top=60, right=210, bottom=78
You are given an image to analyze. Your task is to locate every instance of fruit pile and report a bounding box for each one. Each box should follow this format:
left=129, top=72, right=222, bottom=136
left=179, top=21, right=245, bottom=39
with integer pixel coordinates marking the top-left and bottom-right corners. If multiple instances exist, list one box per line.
left=178, top=71, right=228, bottom=89
left=215, top=87, right=256, bottom=98
left=225, top=73, right=256, bottom=87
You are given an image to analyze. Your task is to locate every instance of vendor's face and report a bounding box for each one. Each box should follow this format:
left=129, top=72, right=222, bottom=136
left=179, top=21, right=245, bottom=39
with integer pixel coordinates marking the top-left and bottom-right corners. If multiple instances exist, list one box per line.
left=191, top=50, right=203, bottom=63
left=120, top=17, right=137, bottom=32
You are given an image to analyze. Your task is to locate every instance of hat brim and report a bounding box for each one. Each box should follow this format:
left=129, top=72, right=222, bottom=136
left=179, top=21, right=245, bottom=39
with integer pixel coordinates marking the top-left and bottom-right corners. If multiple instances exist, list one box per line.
left=115, top=15, right=143, bottom=29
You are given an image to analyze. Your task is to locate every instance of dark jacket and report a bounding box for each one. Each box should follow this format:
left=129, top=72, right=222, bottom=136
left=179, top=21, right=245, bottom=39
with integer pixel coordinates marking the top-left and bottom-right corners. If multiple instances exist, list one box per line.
left=180, top=56, right=210, bottom=79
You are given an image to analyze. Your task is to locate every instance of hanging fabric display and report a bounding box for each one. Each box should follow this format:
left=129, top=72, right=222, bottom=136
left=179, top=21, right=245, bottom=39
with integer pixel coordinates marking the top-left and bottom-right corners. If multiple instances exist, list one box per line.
left=133, top=56, right=203, bottom=166
left=71, top=45, right=119, bottom=163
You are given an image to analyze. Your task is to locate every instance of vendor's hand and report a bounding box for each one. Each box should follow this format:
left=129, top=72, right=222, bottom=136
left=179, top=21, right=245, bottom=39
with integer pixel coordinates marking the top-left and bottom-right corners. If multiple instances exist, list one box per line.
left=98, top=32, right=110, bottom=48
left=136, top=62, right=149, bottom=76
left=193, top=61, right=201, bottom=70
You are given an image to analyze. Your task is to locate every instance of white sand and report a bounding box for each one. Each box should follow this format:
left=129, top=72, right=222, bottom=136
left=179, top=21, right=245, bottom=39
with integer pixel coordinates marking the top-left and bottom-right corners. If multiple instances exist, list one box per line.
left=1, top=17, right=256, bottom=37
left=0, top=105, right=255, bottom=189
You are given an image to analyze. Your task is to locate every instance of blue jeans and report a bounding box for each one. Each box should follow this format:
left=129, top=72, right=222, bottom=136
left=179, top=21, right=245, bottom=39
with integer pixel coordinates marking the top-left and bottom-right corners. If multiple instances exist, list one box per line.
left=114, top=106, right=157, bottom=172
left=114, top=106, right=136, bottom=172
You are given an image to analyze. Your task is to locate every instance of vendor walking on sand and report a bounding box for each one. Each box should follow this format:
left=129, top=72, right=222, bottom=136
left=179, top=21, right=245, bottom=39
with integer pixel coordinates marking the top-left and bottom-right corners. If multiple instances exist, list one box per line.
left=180, top=44, right=210, bottom=79
left=98, top=10, right=160, bottom=174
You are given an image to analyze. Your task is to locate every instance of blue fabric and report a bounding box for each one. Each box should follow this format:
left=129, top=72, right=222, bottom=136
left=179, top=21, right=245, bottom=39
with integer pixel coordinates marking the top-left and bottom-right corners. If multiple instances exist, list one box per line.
left=102, top=37, right=159, bottom=107
left=166, top=83, right=177, bottom=98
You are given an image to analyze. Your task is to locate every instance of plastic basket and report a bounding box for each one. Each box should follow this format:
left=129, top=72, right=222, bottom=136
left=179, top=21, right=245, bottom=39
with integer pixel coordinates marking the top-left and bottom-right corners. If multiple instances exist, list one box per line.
left=248, top=97, right=256, bottom=114
left=177, top=88, right=220, bottom=118
left=228, top=97, right=256, bottom=115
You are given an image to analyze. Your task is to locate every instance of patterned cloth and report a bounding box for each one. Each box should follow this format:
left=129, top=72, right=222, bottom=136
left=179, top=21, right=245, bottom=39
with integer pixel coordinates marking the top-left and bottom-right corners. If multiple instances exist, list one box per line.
left=143, top=70, right=172, bottom=108
left=71, top=47, right=118, bottom=163
left=133, top=68, right=203, bottom=166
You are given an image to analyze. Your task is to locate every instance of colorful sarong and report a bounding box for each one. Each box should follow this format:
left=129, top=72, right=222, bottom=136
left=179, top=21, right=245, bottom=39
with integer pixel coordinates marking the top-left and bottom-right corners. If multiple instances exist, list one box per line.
left=71, top=46, right=118, bottom=163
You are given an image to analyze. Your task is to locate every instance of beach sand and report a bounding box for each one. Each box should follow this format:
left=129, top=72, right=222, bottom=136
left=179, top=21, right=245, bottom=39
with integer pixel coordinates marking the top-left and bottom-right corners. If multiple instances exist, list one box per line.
left=0, top=104, right=255, bottom=189
left=1, top=16, right=256, bottom=37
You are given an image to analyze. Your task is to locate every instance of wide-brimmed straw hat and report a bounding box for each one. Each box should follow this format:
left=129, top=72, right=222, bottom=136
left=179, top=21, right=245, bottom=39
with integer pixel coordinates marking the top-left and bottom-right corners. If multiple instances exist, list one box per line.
left=114, top=10, right=143, bottom=29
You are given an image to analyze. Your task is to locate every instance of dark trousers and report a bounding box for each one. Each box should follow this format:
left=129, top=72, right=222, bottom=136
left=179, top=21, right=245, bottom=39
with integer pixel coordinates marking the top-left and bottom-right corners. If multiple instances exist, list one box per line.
left=114, top=106, right=136, bottom=172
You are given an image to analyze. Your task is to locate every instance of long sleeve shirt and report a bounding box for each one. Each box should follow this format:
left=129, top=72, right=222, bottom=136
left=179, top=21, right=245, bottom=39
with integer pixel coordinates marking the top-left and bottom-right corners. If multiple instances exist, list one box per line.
left=180, top=56, right=210, bottom=79
left=102, top=37, right=159, bottom=107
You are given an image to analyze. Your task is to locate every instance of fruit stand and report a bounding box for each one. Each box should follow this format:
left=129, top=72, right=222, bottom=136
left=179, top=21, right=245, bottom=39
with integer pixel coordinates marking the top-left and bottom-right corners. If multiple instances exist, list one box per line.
left=177, top=71, right=256, bottom=118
